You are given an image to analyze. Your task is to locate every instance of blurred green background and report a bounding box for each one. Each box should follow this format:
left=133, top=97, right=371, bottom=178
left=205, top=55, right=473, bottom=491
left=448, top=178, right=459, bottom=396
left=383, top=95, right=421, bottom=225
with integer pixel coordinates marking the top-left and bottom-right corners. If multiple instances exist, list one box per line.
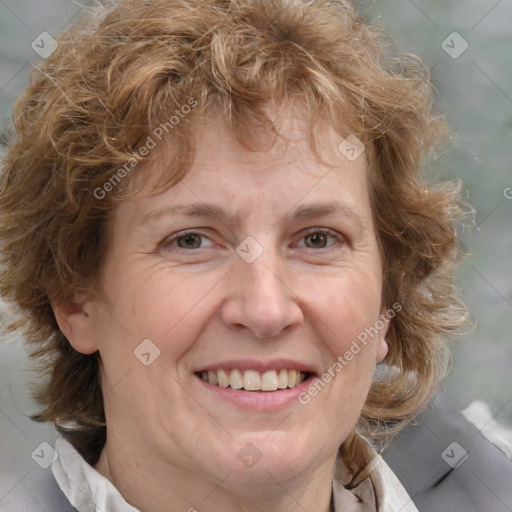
left=0, top=0, right=511, bottom=493
left=362, top=0, right=512, bottom=414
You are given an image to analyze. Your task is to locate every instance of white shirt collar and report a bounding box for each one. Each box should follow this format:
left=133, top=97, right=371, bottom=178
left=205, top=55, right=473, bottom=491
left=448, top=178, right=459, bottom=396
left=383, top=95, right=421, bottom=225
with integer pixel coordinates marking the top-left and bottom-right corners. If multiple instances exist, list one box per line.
left=52, top=435, right=418, bottom=512
left=332, top=450, right=420, bottom=512
left=52, top=435, right=138, bottom=512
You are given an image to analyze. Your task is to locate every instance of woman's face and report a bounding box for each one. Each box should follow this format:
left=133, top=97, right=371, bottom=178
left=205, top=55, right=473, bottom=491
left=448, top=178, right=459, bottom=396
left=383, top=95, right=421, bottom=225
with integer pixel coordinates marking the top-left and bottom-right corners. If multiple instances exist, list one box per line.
left=67, top=108, right=388, bottom=495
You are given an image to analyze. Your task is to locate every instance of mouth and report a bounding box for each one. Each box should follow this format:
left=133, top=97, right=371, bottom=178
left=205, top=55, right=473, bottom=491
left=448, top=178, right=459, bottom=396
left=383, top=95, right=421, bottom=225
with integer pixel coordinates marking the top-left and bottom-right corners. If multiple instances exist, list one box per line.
left=194, top=368, right=314, bottom=392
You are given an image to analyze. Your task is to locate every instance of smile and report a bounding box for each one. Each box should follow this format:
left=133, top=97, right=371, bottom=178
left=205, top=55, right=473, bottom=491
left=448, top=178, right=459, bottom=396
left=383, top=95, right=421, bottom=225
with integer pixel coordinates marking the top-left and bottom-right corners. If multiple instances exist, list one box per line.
left=195, top=369, right=312, bottom=391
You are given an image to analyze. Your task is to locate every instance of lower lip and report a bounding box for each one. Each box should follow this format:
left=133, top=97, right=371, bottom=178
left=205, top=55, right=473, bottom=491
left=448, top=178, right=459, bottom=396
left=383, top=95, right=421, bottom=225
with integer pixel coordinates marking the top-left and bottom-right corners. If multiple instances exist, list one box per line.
left=192, top=374, right=316, bottom=411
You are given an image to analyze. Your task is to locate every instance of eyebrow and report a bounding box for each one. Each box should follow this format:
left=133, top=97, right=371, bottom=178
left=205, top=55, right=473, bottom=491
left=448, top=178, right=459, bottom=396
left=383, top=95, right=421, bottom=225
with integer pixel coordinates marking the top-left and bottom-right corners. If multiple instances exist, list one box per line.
left=139, top=203, right=231, bottom=227
left=284, top=201, right=367, bottom=234
left=139, top=201, right=366, bottom=231
left=293, top=202, right=364, bottom=224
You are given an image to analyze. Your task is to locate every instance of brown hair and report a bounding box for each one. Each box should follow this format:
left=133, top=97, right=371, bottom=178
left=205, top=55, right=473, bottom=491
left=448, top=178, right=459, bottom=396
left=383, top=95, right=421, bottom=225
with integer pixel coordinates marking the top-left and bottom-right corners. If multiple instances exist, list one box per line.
left=0, top=0, right=468, bottom=471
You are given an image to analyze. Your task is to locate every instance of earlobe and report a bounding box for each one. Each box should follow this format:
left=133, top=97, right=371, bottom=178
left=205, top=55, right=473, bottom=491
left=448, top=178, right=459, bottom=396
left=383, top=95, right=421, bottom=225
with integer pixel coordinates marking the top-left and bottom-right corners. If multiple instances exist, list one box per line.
left=53, top=300, right=98, bottom=355
left=376, top=313, right=390, bottom=363
left=376, top=336, right=389, bottom=363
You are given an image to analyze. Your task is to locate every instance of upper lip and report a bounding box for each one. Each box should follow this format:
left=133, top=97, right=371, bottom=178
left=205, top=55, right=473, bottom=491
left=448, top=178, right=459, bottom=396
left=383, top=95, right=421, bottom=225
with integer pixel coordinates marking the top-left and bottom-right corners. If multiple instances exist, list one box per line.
left=193, top=359, right=318, bottom=375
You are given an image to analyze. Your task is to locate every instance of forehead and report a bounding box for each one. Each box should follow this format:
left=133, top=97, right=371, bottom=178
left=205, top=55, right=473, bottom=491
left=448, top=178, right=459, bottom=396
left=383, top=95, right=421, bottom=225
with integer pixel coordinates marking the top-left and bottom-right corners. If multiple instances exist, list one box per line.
left=118, top=105, right=371, bottom=226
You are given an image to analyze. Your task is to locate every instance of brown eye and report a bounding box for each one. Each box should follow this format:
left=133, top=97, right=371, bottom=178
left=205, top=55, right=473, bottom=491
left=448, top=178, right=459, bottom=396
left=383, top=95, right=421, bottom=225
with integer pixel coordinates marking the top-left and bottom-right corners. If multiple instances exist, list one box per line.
left=161, top=230, right=216, bottom=253
left=176, top=233, right=203, bottom=249
left=304, top=232, right=329, bottom=248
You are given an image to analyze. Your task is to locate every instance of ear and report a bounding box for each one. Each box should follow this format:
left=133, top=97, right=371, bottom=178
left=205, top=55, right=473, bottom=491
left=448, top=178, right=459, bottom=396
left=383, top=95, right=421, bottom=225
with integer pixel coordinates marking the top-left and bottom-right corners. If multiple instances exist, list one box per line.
left=375, top=310, right=390, bottom=363
left=53, top=298, right=98, bottom=355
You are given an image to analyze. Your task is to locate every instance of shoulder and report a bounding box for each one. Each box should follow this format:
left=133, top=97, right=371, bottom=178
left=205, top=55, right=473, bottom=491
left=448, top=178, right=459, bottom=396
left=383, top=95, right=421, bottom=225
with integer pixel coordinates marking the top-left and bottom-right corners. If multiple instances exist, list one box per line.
left=0, top=468, right=77, bottom=512
left=383, top=397, right=512, bottom=512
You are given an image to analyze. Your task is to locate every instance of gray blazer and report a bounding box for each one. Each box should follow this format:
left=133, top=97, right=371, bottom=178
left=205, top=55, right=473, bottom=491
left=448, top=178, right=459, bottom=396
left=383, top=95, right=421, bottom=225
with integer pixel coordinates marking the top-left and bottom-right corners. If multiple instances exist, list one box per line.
left=383, top=399, right=512, bottom=511
left=0, top=467, right=76, bottom=512
left=1, top=401, right=511, bottom=511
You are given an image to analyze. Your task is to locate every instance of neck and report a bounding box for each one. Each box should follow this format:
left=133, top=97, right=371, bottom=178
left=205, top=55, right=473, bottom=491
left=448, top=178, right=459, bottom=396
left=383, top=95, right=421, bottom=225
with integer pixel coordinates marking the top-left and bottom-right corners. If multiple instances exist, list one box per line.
left=94, top=439, right=335, bottom=512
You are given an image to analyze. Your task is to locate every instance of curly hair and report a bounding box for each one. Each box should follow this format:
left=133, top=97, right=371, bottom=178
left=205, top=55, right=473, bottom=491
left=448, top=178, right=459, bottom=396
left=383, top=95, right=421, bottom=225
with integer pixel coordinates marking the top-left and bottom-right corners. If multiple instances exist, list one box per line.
left=0, top=0, right=468, bottom=471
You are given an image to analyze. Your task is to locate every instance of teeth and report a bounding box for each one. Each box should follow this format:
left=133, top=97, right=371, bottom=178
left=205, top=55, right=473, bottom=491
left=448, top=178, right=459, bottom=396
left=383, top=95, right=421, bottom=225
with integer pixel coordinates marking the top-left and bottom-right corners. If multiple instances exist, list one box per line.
left=199, top=368, right=308, bottom=391
left=243, top=370, right=261, bottom=391
left=207, top=370, right=218, bottom=385
left=218, top=369, right=229, bottom=388
left=277, top=369, right=288, bottom=389
left=229, top=369, right=243, bottom=389
left=261, top=370, right=278, bottom=391
left=288, top=369, right=298, bottom=388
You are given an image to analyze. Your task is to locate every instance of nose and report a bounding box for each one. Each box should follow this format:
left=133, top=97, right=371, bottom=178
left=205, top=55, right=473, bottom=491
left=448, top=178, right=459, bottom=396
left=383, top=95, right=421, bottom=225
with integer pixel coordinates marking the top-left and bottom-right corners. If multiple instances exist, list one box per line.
left=219, top=253, right=304, bottom=339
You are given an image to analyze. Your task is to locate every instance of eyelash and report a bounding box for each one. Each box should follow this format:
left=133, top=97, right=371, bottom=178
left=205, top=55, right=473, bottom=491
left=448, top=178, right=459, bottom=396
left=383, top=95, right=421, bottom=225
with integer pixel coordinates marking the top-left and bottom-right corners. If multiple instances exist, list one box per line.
left=160, top=229, right=216, bottom=250
left=160, top=228, right=345, bottom=252
left=294, top=228, right=344, bottom=250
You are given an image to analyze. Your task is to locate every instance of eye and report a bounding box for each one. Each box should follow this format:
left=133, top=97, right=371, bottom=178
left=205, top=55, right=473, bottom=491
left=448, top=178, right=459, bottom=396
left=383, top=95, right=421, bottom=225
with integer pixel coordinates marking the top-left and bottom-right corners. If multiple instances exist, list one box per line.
left=304, top=232, right=329, bottom=249
left=296, top=229, right=342, bottom=249
left=161, top=231, right=215, bottom=250
left=176, top=233, right=203, bottom=249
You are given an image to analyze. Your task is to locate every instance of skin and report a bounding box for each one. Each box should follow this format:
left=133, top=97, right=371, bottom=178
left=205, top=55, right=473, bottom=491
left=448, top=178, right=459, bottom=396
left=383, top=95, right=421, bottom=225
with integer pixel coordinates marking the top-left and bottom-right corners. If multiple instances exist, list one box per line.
left=55, top=105, right=389, bottom=512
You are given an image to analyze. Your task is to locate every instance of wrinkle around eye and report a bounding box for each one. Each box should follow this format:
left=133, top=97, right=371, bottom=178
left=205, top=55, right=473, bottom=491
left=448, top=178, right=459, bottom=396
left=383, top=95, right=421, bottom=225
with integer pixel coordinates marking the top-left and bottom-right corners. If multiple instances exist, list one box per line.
left=293, top=228, right=347, bottom=251
left=159, top=230, right=219, bottom=252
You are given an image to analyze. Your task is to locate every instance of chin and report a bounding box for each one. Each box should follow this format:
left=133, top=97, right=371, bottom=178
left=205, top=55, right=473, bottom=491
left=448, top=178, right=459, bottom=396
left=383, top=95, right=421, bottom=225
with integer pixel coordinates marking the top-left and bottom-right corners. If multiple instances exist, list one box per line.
left=200, top=430, right=322, bottom=485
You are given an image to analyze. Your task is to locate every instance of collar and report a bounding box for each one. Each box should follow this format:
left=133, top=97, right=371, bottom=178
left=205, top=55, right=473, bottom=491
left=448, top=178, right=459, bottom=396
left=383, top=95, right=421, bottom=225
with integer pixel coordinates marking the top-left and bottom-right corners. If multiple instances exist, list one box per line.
left=332, top=440, right=420, bottom=512
left=52, top=435, right=138, bottom=512
left=52, top=435, right=418, bottom=512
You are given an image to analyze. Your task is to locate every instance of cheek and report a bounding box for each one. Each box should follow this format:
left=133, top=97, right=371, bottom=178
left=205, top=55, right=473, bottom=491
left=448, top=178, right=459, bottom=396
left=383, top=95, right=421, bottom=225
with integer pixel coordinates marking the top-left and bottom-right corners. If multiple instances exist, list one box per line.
left=307, top=271, right=382, bottom=355
left=309, top=275, right=382, bottom=423
left=106, top=267, right=222, bottom=354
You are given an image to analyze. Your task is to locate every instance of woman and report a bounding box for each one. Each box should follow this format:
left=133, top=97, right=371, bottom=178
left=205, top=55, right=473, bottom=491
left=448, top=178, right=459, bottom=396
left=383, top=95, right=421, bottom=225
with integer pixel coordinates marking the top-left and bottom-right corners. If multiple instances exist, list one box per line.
left=0, top=0, right=503, bottom=510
